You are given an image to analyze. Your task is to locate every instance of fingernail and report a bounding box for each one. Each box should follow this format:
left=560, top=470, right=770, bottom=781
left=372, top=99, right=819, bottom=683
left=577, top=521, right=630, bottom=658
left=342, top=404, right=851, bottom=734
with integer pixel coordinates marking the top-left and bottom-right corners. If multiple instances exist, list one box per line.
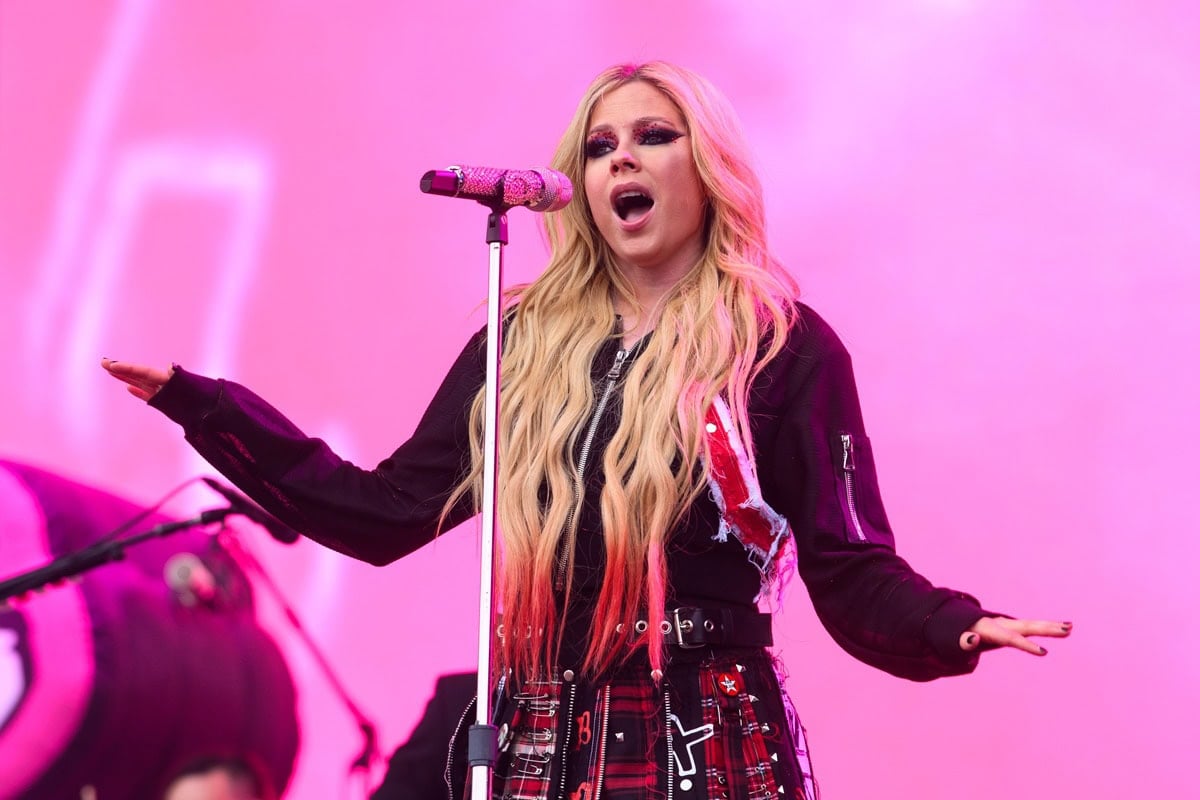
left=1038, top=646, right=1047, bottom=656
left=966, top=634, right=978, bottom=646
left=1062, top=621, right=1073, bottom=629
left=1060, top=625, right=1071, bottom=633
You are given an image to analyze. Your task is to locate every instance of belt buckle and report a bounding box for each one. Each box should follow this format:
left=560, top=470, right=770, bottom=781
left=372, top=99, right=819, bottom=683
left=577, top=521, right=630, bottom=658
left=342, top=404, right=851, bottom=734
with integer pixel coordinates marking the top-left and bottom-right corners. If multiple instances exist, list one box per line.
left=672, top=607, right=704, bottom=649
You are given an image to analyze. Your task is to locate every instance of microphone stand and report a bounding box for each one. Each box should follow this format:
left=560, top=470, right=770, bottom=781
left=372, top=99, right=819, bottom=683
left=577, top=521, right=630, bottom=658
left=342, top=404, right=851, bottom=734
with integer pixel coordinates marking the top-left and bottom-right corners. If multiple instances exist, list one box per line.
left=467, top=205, right=508, bottom=800
left=0, top=508, right=235, bottom=605
left=421, top=167, right=570, bottom=797
left=218, top=533, right=382, bottom=783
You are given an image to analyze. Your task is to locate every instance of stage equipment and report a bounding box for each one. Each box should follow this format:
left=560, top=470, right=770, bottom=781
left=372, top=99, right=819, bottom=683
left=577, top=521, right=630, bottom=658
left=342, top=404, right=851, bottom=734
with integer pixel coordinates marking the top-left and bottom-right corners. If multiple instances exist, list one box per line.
left=0, top=460, right=299, bottom=799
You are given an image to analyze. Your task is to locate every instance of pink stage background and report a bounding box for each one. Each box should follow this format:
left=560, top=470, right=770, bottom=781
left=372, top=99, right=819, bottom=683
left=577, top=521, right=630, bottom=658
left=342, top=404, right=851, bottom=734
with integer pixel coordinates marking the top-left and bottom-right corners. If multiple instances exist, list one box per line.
left=2, top=1, right=1196, bottom=798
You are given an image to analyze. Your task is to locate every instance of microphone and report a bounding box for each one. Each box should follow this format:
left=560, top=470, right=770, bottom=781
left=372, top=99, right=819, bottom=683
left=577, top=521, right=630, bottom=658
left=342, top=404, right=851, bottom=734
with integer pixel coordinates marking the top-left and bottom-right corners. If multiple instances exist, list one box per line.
left=419, top=165, right=573, bottom=211
left=202, top=477, right=301, bottom=544
left=163, top=552, right=218, bottom=607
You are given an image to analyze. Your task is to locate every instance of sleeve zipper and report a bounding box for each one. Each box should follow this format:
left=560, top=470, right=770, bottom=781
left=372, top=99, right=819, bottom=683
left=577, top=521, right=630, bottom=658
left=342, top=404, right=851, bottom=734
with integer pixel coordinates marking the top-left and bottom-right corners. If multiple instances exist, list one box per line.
left=840, top=433, right=868, bottom=542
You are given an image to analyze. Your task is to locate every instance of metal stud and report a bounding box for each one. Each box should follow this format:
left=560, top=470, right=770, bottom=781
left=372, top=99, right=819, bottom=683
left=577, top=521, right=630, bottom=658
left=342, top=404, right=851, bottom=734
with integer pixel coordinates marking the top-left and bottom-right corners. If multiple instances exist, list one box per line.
left=680, top=778, right=694, bottom=791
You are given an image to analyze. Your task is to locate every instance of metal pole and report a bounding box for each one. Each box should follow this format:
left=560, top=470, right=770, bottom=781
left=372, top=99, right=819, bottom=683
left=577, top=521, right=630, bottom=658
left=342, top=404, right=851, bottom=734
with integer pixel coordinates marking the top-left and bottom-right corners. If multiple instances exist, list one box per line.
left=469, top=209, right=508, bottom=800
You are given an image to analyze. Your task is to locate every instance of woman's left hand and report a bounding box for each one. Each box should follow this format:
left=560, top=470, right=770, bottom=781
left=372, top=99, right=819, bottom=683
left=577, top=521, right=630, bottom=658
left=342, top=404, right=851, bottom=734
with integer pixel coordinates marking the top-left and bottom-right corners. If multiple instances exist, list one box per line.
left=959, top=617, right=1073, bottom=656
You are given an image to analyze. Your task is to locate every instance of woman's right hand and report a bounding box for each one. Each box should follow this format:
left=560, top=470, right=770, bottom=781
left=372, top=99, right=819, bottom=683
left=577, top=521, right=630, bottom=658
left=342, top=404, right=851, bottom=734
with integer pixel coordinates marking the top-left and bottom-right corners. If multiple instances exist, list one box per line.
left=100, top=358, right=174, bottom=401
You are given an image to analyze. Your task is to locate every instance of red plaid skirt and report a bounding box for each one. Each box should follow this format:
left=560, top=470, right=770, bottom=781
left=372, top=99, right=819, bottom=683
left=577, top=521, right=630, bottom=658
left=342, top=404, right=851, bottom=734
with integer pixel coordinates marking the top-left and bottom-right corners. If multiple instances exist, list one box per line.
left=460, top=649, right=817, bottom=800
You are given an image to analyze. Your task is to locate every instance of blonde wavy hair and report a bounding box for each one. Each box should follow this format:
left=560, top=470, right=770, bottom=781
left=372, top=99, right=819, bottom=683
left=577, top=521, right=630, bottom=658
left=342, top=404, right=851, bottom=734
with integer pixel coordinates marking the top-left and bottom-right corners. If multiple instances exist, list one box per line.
left=446, top=62, right=800, bottom=682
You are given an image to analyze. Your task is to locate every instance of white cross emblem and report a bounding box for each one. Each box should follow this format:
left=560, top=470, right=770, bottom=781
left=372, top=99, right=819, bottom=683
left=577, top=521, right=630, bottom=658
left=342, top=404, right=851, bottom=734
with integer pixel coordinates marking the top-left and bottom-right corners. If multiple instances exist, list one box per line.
left=669, top=714, right=715, bottom=777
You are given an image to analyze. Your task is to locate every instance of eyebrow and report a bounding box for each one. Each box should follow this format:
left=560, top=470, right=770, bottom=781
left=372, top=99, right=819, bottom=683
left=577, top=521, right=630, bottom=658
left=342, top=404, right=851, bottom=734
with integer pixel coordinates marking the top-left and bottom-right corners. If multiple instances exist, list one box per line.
left=586, top=115, right=681, bottom=135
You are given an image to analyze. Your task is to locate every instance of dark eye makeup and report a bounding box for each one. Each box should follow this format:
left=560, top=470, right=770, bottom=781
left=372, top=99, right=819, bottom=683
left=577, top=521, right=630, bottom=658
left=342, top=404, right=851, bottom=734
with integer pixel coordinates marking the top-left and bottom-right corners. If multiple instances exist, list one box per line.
left=584, top=125, right=684, bottom=159
left=633, top=124, right=684, bottom=146
left=584, top=132, right=618, bottom=159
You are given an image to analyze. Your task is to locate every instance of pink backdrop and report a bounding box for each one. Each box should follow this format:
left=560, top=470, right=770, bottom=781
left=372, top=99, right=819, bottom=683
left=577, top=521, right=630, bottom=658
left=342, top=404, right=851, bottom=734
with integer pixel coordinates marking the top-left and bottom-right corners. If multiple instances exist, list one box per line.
left=2, top=1, right=1196, bottom=798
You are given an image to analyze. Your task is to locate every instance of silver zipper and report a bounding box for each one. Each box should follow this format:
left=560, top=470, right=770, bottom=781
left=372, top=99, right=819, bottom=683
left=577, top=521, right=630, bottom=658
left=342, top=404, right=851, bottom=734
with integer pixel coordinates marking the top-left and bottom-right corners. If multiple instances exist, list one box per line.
left=664, top=688, right=675, bottom=800
left=840, top=433, right=868, bottom=542
left=555, top=682, right=578, bottom=800
left=554, top=347, right=630, bottom=590
left=594, top=685, right=612, bottom=796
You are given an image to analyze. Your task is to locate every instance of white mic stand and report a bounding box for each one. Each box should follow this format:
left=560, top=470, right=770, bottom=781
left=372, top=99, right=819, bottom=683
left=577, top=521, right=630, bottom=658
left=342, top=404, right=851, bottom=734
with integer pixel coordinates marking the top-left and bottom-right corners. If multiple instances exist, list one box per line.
left=419, top=164, right=571, bottom=799
left=466, top=205, right=507, bottom=800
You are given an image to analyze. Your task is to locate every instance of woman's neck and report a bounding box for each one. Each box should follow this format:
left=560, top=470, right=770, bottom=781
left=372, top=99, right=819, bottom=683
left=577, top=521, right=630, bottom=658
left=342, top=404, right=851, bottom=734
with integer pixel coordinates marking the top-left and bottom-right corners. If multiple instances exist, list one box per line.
left=612, top=290, right=666, bottom=349
left=611, top=266, right=688, bottom=348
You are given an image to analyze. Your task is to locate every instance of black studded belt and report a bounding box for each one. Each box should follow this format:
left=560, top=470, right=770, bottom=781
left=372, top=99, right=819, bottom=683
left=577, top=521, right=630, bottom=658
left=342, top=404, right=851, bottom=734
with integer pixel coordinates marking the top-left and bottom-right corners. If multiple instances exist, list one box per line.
left=623, top=606, right=774, bottom=650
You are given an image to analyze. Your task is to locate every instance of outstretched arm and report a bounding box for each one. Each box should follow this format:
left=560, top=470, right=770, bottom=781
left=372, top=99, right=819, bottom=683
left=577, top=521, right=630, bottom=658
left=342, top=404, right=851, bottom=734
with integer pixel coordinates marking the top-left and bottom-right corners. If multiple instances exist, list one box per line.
left=761, top=307, right=1071, bottom=679
left=98, top=331, right=486, bottom=566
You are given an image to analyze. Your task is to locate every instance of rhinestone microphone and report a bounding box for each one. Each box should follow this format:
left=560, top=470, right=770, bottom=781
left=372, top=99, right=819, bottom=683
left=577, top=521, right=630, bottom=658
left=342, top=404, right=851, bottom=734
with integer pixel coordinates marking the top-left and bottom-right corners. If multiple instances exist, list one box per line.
left=419, top=165, right=573, bottom=212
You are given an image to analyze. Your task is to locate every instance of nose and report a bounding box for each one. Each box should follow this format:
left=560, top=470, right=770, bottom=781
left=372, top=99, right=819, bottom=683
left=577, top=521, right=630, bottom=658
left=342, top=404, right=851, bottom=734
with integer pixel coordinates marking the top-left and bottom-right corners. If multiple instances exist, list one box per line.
left=609, top=147, right=638, bottom=175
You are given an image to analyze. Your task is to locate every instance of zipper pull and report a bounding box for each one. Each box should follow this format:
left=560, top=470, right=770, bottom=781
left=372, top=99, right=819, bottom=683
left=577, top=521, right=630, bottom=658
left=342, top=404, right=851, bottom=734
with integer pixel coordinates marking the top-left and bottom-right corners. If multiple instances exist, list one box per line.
left=841, top=433, right=856, bottom=471
left=607, top=348, right=629, bottom=380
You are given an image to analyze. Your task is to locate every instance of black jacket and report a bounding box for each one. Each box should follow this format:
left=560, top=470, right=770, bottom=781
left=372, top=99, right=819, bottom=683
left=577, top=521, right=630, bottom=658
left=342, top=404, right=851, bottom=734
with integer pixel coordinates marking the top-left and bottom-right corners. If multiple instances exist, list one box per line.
left=150, top=303, right=987, bottom=681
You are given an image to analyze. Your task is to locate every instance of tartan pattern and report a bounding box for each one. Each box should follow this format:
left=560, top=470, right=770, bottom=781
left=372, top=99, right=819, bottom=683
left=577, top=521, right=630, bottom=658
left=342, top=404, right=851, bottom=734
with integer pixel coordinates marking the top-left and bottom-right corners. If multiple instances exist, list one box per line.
left=494, top=678, right=562, bottom=800
left=732, top=688, right=780, bottom=800
left=483, top=652, right=812, bottom=799
left=594, top=677, right=660, bottom=797
left=695, top=658, right=785, bottom=800
left=702, top=688, right=729, bottom=798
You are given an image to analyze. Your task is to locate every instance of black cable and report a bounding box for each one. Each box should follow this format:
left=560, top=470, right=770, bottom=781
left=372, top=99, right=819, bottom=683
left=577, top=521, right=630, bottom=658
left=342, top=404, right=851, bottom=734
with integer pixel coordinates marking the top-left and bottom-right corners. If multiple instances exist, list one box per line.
left=93, top=475, right=206, bottom=546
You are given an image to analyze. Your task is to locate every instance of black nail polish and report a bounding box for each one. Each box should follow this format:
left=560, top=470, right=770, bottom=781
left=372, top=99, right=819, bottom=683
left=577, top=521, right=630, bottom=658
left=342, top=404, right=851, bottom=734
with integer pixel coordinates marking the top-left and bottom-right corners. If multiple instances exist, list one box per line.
left=966, top=634, right=978, bottom=646
left=1038, top=646, right=1047, bottom=655
left=1060, top=625, right=1071, bottom=633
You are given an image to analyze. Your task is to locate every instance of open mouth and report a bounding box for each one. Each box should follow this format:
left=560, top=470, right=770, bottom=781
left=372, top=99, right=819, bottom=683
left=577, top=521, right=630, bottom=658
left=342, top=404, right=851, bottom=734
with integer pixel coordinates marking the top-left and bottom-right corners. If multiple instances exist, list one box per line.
left=613, top=190, right=654, bottom=223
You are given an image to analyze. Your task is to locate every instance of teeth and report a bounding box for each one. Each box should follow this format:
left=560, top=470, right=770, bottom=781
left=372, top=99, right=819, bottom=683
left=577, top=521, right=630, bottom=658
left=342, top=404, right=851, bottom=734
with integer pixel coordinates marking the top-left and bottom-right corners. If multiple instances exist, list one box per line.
left=613, top=189, right=653, bottom=221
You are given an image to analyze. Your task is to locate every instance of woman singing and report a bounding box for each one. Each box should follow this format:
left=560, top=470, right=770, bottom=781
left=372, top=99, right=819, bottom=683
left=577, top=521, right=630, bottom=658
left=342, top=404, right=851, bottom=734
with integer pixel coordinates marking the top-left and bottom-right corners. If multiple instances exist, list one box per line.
left=104, top=61, right=1071, bottom=799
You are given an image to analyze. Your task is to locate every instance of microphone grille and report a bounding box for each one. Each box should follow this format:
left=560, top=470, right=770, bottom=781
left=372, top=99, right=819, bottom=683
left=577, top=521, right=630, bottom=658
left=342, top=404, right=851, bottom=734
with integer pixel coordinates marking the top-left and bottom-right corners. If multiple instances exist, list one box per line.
left=526, top=168, right=573, bottom=212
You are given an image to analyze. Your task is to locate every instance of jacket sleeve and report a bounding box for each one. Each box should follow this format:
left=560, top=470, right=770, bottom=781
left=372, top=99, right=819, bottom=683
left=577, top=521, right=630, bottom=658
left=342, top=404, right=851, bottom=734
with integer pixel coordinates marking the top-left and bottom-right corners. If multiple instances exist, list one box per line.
left=148, top=330, right=486, bottom=566
left=764, top=313, right=989, bottom=681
